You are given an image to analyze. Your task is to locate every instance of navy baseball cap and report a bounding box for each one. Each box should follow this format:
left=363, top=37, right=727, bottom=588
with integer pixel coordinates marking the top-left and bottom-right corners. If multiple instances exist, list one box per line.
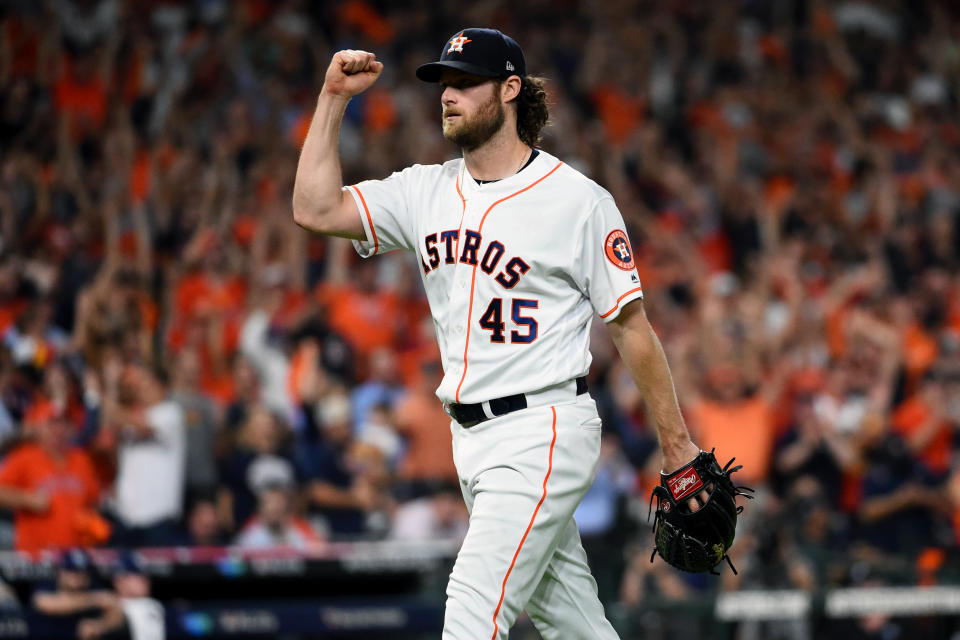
left=113, top=550, right=145, bottom=575
left=416, top=28, right=526, bottom=83
left=58, top=548, right=91, bottom=573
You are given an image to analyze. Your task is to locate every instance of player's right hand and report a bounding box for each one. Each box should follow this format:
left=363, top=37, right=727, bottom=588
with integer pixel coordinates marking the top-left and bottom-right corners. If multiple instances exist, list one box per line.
left=323, top=50, right=383, bottom=98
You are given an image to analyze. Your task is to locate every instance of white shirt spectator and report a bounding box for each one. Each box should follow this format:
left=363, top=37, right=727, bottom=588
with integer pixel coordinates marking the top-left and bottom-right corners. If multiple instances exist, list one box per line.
left=122, top=597, right=165, bottom=640
left=115, top=401, right=186, bottom=527
left=240, top=310, right=292, bottom=417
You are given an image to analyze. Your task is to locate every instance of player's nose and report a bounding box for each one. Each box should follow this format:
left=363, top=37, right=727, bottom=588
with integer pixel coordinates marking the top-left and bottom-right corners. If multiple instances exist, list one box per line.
left=441, top=86, right=457, bottom=106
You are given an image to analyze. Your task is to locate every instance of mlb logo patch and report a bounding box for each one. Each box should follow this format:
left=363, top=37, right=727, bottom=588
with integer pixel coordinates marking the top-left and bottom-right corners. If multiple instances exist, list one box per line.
left=667, top=466, right=703, bottom=501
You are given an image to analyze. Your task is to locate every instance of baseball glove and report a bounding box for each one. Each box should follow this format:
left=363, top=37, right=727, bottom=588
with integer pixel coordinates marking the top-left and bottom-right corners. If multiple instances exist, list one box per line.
left=648, top=449, right=753, bottom=574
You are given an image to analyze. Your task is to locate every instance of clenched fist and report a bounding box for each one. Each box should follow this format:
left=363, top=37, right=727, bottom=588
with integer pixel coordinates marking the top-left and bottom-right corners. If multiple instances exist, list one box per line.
left=322, top=50, right=384, bottom=98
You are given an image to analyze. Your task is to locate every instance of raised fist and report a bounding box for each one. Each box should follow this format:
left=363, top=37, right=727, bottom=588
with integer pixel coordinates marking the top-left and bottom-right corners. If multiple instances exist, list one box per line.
left=323, top=50, right=384, bottom=98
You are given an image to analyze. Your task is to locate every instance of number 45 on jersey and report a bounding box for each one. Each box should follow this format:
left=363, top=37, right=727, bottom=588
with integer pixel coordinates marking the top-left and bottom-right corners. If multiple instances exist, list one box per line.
left=479, top=298, right=538, bottom=344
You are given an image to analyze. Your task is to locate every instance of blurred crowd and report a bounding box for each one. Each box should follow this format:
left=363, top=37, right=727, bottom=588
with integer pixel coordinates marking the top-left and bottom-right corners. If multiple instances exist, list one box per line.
left=2, top=0, right=960, bottom=628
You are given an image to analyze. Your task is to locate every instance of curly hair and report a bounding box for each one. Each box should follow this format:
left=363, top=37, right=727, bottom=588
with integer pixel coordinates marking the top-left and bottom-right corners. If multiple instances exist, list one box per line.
left=511, top=76, right=550, bottom=148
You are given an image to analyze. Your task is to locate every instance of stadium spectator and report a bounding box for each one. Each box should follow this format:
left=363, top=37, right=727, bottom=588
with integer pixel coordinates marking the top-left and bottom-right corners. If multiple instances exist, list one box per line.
left=299, top=390, right=390, bottom=538
left=856, top=428, right=947, bottom=555
left=170, top=348, right=220, bottom=504
left=356, top=402, right=403, bottom=470
left=574, top=434, right=637, bottom=606
left=350, top=347, right=405, bottom=432
left=676, top=357, right=783, bottom=486
left=32, top=548, right=107, bottom=632
left=0, top=401, right=102, bottom=552
left=218, top=406, right=299, bottom=534
left=317, top=242, right=403, bottom=367
left=70, top=551, right=165, bottom=640
left=392, top=357, right=458, bottom=496
left=221, top=354, right=263, bottom=435
left=773, top=391, right=857, bottom=507
left=390, top=482, right=468, bottom=543
left=891, top=370, right=956, bottom=480
left=104, top=363, right=186, bottom=547
left=33, top=548, right=96, bottom=609
left=235, top=483, right=323, bottom=551
left=175, top=495, right=229, bottom=548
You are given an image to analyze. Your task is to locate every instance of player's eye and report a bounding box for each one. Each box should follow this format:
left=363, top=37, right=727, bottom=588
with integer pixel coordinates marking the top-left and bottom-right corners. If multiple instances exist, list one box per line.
left=440, top=78, right=483, bottom=91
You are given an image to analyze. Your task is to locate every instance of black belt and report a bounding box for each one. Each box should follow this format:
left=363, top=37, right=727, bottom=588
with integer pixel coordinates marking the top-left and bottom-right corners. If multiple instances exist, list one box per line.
left=449, top=377, right=588, bottom=428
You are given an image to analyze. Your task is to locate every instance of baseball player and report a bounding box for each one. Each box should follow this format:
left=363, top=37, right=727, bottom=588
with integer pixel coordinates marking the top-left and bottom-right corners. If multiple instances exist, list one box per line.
left=293, top=28, right=704, bottom=639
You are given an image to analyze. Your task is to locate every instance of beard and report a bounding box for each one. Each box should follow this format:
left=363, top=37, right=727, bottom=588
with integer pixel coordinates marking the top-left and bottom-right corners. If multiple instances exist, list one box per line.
left=442, top=89, right=506, bottom=151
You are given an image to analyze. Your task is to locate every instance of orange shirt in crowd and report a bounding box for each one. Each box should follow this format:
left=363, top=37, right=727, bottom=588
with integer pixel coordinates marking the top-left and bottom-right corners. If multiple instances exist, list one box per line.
left=892, top=395, right=952, bottom=476
left=394, top=391, right=457, bottom=482
left=687, top=395, right=775, bottom=485
left=901, top=324, right=938, bottom=384
left=590, top=84, right=645, bottom=145
left=175, top=272, right=247, bottom=319
left=0, top=444, right=100, bottom=553
left=0, top=301, right=26, bottom=336
left=317, top=283, right=400, bottom=360
left=54, top=68, right=107, bottom=136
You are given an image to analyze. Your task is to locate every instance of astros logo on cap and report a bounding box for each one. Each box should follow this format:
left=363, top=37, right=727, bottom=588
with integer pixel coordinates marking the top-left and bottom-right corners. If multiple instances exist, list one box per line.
left=448, top=31, right=472, bottom=53
left=605, top=230, right=635, bottom=270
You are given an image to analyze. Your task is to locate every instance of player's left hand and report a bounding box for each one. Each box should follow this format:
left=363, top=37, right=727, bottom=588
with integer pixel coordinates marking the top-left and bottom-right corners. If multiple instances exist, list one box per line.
left=649, top=449, right=754, bottom=574
left=662, top=440, right=709, bottom=512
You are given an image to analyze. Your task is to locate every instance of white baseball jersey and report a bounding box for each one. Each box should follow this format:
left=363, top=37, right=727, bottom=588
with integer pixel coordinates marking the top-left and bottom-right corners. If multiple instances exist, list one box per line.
left=347, top=149, right=643, bottom=405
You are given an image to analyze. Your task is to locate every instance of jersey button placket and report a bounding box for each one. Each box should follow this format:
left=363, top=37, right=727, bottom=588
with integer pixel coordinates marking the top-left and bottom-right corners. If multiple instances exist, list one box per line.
left=452, top=201, right=479, bottom=401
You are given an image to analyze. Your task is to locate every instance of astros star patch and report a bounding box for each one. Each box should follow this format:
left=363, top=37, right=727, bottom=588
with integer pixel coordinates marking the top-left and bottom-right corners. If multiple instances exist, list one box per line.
left=448, top=32, right=472, bottom=53
left=604, top=230, right=635, bottom=271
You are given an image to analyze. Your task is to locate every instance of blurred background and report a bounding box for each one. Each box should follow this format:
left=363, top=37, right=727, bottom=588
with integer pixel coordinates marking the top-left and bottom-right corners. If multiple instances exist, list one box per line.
left=2, top=0, right=960, bottom=638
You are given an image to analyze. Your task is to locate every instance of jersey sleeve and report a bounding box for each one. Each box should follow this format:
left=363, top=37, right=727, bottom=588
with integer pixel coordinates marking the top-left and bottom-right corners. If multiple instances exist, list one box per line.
left=574, top=197, right=644, bottom=322
left=347, top=166, right=420, bottom=257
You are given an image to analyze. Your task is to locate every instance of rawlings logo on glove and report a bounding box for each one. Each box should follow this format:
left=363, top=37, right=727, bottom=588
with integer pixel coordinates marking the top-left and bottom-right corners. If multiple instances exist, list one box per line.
left=648, top=449, right=754, bottom=574
left=667, top=467, right=703, bottom=501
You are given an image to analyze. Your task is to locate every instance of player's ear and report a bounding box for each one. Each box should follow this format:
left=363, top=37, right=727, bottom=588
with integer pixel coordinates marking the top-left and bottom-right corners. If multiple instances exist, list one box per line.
left=501, top=75, right=522, bottom=103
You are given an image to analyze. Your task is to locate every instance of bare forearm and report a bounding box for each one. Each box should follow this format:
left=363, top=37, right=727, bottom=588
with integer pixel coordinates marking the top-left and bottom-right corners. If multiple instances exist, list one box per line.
left=293, top=50, right=380, bottom=239
left=821, top=431, right=857, bottom=470
left=627, top=328, right=690, bottom=455
left=609, top=302, right=695, bottom=467
left=860, top=491, right=913, bottom=522
left=103, top=404, right=155, bottom=440
left=293, top=93, right=350, bottom=227
left=776, top=438, right=816, bottom=473
left=77, top=601, right=125, bottom=640
left=33, top=590, right=114, bottom=615
left=0, top=487, right=37, bottom=511
left=309, top=482, right=366, bottom=509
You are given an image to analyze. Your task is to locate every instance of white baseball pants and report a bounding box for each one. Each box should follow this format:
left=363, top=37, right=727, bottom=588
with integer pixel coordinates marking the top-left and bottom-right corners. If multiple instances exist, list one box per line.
left=443, top=395, right=621, bottom=639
